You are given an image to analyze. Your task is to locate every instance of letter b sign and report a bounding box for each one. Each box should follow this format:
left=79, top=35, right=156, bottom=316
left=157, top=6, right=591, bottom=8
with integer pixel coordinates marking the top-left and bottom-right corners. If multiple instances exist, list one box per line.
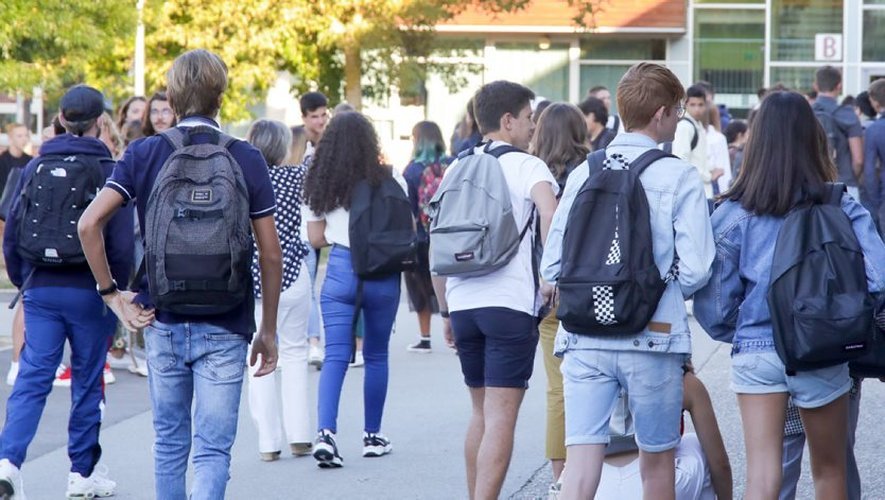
left=815, top=34, right=843, bottom=62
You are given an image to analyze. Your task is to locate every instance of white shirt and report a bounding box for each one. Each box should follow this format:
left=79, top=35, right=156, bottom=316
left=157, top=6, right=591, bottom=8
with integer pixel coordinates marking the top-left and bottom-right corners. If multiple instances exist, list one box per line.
left=706, top=126, right=731, bottom=191
left=673, top=115, right=712, bottom=197
left=444, top=141, right=559, bottom=316
left=302, top=169, right=407, bottom=249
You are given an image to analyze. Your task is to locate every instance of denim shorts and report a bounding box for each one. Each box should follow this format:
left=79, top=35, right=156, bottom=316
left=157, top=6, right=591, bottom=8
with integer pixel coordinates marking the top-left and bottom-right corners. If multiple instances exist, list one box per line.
left=730, top=350, right=851, bottom=409
left=450, top=307, right=538, bottom=389
left=560, top=349, right=686, bottom=453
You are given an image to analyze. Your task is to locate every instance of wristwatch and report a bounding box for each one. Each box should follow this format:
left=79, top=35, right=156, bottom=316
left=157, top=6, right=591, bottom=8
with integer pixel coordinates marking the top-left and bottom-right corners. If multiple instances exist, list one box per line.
left=440, top=310, right=450, bottom=319
left=97, top=280, right=118, bottom=297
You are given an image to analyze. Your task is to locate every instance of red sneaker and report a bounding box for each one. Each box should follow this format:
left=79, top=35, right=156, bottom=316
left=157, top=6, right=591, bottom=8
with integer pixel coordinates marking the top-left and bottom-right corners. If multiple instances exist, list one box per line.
left=53, top=364, right=71, bottom=387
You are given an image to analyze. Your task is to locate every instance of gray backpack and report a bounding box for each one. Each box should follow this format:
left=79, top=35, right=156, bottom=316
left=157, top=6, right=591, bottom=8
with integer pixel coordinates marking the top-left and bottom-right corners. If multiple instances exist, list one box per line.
left=142, top=126, right=252, bottom=315
left=428, top=142, right=532, bottom=277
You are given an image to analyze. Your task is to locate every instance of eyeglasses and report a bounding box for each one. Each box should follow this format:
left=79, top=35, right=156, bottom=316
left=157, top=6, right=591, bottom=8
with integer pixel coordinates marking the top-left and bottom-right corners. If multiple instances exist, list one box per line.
left=150, top=108, right=174, bottom=117
left=674, top=105, right=686, bottom=119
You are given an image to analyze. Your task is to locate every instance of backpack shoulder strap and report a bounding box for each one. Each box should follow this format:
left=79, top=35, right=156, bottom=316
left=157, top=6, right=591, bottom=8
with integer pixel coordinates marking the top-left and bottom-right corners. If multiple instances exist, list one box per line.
left=161, top=126, right=234, bottom=151
left=630, top=149, right=675, bottom=177
left=586, top=149, right=607, bottom=175
left=160, top=128, right=187, bottom=150
left=679, top=117, right=699, bottom=150
left=612, top=115, right=620, bottom=133
left=486, top=143, right=524, bottom=159
left=827, top=182, right=846, bottom=206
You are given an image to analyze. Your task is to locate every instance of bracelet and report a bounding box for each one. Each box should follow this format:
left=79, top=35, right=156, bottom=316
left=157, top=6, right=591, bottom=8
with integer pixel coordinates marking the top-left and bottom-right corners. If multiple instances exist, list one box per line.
left=97, top=280, right=118, bottom=297
left=440, top=310, right=450, bottom=319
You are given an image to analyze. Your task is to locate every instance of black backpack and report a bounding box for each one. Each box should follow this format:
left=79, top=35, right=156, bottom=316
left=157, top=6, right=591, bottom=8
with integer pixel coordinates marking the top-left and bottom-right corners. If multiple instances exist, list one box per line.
left=812, top=101, right=846, bottom=163
left=141, top=127, right=253, bottom=316
left=348, top=174, right=417, bottom=278
left=557, top=149, right=674, bottom=335
left=17, top=154, right=106, bottom=267
left=661, top=117, right=698, bottom=154
left=768, top=183, right=874, bottom=374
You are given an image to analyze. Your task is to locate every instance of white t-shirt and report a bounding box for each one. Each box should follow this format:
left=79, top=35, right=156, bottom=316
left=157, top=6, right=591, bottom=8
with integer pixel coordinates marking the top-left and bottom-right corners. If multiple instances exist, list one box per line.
left=444, top=141, right=559, bottom=316
left=302, top=169, right=407, bottom=249
left=706, top=126, right=731, bottom=191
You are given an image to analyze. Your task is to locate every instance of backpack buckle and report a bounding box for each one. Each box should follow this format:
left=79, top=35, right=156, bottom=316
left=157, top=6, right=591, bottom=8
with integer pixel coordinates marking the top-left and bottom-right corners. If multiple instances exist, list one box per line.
left=176, top=208, right=189, bottom=219
left=169, top=281, right=186, bottom=291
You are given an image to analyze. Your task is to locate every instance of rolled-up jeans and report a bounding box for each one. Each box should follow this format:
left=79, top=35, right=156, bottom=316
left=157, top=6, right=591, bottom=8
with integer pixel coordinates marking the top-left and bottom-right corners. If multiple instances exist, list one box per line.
left=145, top=321, right=248, bottom=500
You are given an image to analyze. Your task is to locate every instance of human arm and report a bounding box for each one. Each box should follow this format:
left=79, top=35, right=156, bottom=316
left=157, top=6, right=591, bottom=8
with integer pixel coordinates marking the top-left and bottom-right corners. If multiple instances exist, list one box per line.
left=250, top=215, right=282, bottom=377
left=672, top=167, right=715, bottom=297
left=431, top=275, right=454, bottom=348
left=692, top=210, right=744, bottom=342
left=842, top=195, right=885, bottom=296
left=307, top=220, right=329, bottom=249
left=683, top=372, right=732, bottom=500
left=850, top=136, right=864, bottom=178
left=78, top=187, right=154, bottom=332
left=3, top=165, right=29, bottom=287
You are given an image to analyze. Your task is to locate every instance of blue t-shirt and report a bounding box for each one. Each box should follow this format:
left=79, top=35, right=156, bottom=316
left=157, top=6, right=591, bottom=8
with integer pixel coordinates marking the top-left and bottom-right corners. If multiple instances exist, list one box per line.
left=106, top=117, right=276, bottom=336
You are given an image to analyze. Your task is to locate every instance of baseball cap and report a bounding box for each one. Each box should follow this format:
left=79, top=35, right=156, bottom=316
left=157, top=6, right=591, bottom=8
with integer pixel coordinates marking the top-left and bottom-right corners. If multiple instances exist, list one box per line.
left=60, top=85, right=105, bottom=122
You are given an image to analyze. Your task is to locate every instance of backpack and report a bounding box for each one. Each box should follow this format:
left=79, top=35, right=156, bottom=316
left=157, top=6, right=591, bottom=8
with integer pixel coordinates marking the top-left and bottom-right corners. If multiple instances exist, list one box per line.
left=662, top=117, right=698, bottom=154
left=348, top=173, right=417, bottom=278
left=142, top=126, right=252, bottom=316
left=556, top=148, right=675, bottom=335
left=610, top=115, right=621, bottom=134
left=428, top=142, right=532, bottom=278
left=768, top=183, right=874, bottom=374
left=17, top=154, right=106, bottom=267
left=812, top=102, right=846, bottom=163
left=849, top=309, right=885, bottom=378
left=416, top=160, right=445, bottom=231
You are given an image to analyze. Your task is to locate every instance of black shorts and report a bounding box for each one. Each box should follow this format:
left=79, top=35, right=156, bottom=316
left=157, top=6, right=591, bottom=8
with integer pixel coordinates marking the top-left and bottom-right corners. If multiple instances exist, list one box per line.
left=450, top=307, right=538, bottom=389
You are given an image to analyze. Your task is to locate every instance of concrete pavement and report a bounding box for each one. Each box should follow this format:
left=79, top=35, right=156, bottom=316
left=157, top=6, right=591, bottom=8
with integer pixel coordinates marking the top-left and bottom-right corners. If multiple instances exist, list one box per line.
left=1, top=290, right=885, bottom=498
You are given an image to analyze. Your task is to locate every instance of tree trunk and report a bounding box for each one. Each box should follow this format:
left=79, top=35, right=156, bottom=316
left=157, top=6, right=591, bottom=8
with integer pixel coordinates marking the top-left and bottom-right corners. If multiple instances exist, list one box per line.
left=344, top=43, right=362, bottom=110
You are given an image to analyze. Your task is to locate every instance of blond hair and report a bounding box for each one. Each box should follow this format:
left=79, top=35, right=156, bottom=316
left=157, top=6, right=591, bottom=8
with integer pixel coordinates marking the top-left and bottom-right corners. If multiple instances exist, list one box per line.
left=166, top=49, right=228, bottom=119
left=616, top=63, right=686, bottom=131
left=4, top=123, right=26, bottom=135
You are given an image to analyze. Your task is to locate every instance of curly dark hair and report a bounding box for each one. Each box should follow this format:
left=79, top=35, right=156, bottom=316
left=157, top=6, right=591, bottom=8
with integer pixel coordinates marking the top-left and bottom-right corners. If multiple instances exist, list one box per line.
left=304, top=112, right=388, bottom=214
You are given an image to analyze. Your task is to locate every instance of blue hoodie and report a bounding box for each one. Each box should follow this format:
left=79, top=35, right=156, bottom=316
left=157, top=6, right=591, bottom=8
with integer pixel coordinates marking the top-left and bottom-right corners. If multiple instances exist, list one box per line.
left=3, top=134, right=134, bottom=291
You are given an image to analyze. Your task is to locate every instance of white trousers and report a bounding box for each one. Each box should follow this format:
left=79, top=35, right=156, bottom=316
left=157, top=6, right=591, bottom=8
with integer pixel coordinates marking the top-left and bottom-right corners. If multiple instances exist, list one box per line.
left=249, top=265, right=312, bottom=453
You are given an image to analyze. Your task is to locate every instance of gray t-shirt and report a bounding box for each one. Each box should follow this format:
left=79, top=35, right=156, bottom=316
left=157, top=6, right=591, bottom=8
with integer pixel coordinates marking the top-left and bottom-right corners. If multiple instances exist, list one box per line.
left=814, top=95, right=863, bottom=186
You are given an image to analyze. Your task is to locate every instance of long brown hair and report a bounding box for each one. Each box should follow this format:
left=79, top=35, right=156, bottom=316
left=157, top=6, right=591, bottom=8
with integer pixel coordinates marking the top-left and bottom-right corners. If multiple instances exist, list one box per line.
left=723, top=91, right=835, bottom=216
left=530, top=102, right=590, bottom=182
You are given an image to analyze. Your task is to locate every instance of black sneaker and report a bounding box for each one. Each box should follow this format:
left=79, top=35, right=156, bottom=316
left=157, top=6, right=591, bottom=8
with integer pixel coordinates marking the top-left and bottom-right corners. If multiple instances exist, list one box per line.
left=362, top=432, right=393, bottom=458
left=406, top=338, right=432, bottom=353
left=313, top=430, right=343, bottom=468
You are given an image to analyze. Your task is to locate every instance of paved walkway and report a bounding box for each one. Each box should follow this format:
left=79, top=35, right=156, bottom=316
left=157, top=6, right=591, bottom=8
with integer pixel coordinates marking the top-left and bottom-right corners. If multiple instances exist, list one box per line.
left=1, top=290, right=885, bottom=498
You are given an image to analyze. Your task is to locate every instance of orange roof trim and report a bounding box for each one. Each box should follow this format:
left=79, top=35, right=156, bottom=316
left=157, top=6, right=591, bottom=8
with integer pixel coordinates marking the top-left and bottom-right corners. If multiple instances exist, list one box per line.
left=443, top=0, right=686, bottom=32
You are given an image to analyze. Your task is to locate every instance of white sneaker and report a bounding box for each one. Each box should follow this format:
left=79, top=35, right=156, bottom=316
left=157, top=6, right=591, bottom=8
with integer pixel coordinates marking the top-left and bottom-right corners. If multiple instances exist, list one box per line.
left=6, top=362, right=18, bottom=386
left=308, top=345, right=324, bottom=370
left=349, top=351, right=364, bottom=368
left=0, top=458, right=22, bottom=499
left=126, top=355, right=148, bottom=377
left=102, top=363, right=115, bottom=385
left=66, top=465, right=116, bottom=498
left=105, top=353, right=131, bottom=370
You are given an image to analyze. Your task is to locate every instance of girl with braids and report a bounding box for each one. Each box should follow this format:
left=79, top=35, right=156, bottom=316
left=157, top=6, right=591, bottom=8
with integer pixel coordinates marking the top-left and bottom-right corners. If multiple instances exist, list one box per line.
left=303, top=111, right=407, bottom=468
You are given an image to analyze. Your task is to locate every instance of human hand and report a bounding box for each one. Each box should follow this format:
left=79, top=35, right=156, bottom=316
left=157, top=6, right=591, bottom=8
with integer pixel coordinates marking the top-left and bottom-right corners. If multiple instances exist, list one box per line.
left=711, top=168, right=725, bottom=181
left=250, top=331, right=278, bottom=377
left=540, top=282, right=557, bottom=307
left=104, top=291, right=154, bottom=333
left=443, top=318, right=456, bottom=351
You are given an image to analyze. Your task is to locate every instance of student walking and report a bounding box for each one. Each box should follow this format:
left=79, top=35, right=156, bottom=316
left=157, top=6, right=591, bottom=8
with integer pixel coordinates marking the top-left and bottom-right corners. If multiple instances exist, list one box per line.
left=431, top=80, right=559, bottom=500
left=529, top=102, right=589, bottom=492
left=694, top=90, right=885, bottom=500
left=0, top=85, right=134, bottom=499
left=303, top=111, right=406, bottom=468
left=78, top=50, right=282, bottom=500
left=402, top=120, right=448, bottom=352
left=244, top=120, right=313, bottom=462
left=142, top=91, right=175, bottom=137
left=541, top=63, right=714, bottom=500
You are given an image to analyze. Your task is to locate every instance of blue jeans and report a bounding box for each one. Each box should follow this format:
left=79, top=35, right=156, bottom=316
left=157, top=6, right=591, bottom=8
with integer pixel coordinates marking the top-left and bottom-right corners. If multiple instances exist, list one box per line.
left=0, top=287, right=116, bottom=476
left=145, top=321, right=248, bottom=500
left=317, top=246, right=400, bottom=434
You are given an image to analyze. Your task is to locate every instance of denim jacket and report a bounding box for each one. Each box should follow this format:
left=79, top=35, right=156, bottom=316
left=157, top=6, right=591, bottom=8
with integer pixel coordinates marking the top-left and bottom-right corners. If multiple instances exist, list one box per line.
left=693, top=196, right=885, bottom=354
left=541, top=133, right=715, bottom=355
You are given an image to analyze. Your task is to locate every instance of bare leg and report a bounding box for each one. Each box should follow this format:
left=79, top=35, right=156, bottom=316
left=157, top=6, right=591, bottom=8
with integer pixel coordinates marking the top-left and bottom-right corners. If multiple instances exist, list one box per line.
left=474, top=387, right=526, bottom=500
left=11, top=301, right=24, bottom=362
left=551, top=458, right=565, bottom=483
left=560, top=444, right=606, bottom=499
left=417, top=308, right=431, bottom=338
left=639, top=448, right=676, bottom=500
left=738, top=393, right=789, bottom=500
left=800, top=394, right=848, bottom=500
left=465, top=387, right=485, bottom=500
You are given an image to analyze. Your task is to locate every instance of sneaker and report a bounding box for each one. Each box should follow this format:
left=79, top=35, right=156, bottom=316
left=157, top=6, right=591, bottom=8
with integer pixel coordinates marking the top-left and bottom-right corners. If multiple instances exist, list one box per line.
left=0, top=458, right=21, bottom=499
left=313, top=430, right=343, bottom=468
left=290, top=442, right=312, bottom=456
left=66, top=465, right=116, bottom=498
left=308, top=344, right=324, bottom=370
left=259, top=451, right=280, bottom=462
left=126, top=355, right=148, bottom=377
left=5, top=361, right=18, bottom=387
left=406, top=338, right=432, bottom=353
left=88, top=465, right=116, bottom=498
left=348, top=351, right=364, bottom=368
left=548, top=481, right=562, bottom=500
left=53, top=364, right=71, bottom=388
left=103, top=363, right=115, bottom=385
left=362, top=432, right=392, bottom=458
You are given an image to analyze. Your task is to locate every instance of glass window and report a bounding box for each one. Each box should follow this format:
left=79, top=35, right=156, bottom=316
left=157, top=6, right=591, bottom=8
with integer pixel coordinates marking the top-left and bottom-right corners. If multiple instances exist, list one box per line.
left=864, top=11, right=885, bottom=60
left=579, top=65, right=633, bottom=113
left=769, top=66, right=824, bottom=92
left=493, top=43, right=569, bottom=101
left=580, top=39, right=665, bottom=60
left=771, top=0, right=843, bottom=61
left=694, top=9, right=765, bottom=95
